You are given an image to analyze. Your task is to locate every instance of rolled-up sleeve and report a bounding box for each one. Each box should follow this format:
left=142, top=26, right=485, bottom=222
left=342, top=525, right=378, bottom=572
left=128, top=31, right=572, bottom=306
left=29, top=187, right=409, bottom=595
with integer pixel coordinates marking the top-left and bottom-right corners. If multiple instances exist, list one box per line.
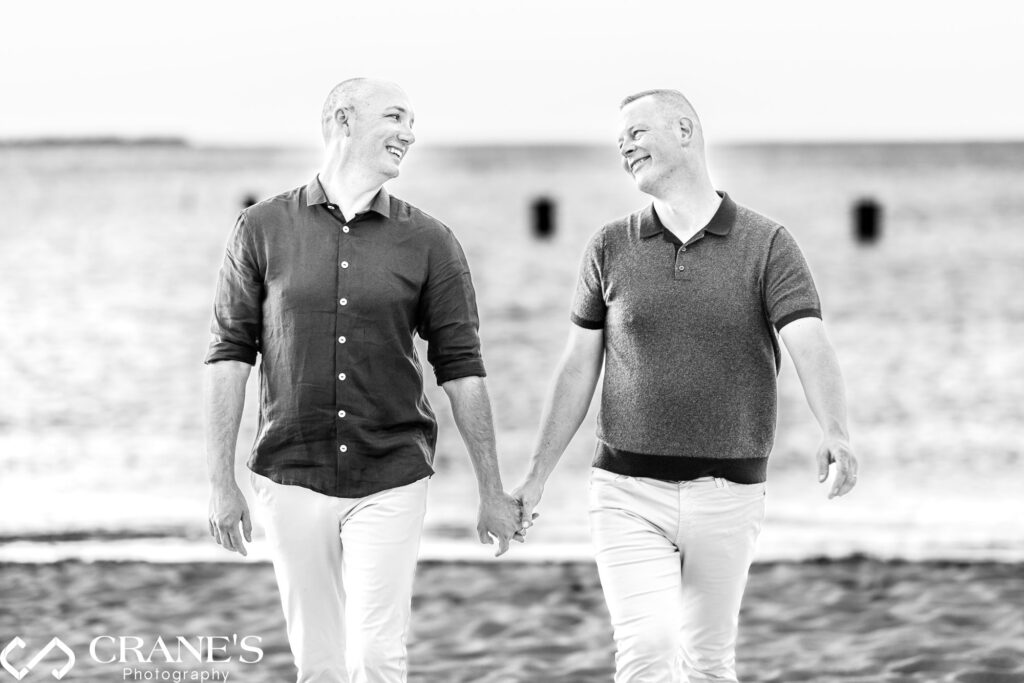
left=570, top=229, right=606, bottom=329
left=417, top=228, right=486, bottom=384
left=204, top=212, right=263, bottom=365
left=763, top=227, right=821, bottom=331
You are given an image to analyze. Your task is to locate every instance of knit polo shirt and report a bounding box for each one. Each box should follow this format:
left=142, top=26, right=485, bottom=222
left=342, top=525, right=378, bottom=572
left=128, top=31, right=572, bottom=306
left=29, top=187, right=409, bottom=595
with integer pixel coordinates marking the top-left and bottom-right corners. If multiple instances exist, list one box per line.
left=571, top=192, right=821, bottom=483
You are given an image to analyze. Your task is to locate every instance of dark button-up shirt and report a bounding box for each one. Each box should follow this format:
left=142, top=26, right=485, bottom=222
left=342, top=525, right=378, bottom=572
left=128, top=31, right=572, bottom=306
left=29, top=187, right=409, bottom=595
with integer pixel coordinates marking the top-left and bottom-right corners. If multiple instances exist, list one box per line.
left=205, top=177, right=486, bottom=498
left=571, top=192, right=821, bottom=483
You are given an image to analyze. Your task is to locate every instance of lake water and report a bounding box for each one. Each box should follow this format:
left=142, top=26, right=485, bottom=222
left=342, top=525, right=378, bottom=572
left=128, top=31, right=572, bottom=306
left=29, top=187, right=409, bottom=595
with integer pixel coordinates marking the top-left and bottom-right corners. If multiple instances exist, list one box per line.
left=1, top=142, right=1021, bottom=561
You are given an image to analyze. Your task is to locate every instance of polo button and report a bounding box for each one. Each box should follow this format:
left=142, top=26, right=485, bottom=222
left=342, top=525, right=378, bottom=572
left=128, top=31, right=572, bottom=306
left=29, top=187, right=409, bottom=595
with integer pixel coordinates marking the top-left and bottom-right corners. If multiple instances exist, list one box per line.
left=338, top=336, right=346, bottom=344
left=338, top=410, right=346, bottom=418
left=341, top=261, right=349, bottom=269
left=680, top=247, right=686, bottom=252
left=339, top=445, right=348, bottom=453
left=338, top=373, right=346, bottom=381
left=677, top=266, right=685, bottom=271
left=339, top=298, right=348, bottom=306
left=327, top=204, right=336, bottom=210
left=343, top=226, right=350, bottom=233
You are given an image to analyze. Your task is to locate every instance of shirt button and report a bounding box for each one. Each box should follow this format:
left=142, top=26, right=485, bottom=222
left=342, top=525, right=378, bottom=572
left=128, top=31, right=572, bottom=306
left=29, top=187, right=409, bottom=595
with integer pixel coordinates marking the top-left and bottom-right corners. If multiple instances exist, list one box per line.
left=327, top=204, right=335, bottom=210
left=339, top=445, right=348, bottom=453
left=338, top=373, right=346, bottom=381
left=680, top=247, right=686, bottom=252
left=340, top=261, right=349, bottom=269
left=339, top=298, right=348, bottom=306
left=343, top=226, right=350, bottom=233
left=338, top=410, right=346, bottom=418
left=677, top=265, right=685, bottom=271
left=338, top=336, right=346, bottom=344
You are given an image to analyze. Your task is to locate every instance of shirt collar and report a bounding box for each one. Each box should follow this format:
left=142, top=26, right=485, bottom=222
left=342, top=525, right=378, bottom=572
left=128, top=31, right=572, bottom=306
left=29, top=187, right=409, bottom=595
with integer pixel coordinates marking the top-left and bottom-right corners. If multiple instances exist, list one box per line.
left=304, top=176, right=391, bottom=217
left=640, top=191, right=736, bottom=239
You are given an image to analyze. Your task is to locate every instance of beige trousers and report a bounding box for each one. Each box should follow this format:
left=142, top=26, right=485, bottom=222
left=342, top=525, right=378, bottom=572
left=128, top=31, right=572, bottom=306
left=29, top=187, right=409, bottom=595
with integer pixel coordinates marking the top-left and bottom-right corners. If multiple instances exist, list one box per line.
left=250, top=472, right=429, bottom=683
left=588, top=467, right=766, bottom=683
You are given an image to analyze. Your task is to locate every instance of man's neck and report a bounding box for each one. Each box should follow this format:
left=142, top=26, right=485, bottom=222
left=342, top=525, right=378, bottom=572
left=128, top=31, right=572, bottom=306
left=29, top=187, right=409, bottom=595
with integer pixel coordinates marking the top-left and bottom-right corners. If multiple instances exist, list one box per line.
left=652, top=180, right=722, bottom=244
left=317, top=162, right=385, bottom=220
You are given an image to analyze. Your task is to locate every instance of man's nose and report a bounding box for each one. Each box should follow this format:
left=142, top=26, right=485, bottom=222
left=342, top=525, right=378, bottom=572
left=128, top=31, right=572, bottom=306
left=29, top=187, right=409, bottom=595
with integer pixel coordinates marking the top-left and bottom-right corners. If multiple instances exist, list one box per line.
left=620, top=140, right=636, bottom=156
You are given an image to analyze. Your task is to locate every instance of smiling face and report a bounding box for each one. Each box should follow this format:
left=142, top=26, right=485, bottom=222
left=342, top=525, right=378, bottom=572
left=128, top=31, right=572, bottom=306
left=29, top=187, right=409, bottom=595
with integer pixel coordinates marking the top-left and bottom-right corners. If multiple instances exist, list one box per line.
left=332, top=81, right=416, bottom=181
left=617, top=97, right=688, bottom=196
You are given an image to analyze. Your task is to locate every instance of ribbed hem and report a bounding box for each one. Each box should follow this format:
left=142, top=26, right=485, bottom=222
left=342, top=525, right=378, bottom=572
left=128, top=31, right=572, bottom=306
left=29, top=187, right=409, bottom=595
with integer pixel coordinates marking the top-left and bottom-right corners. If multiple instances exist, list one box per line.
left=594, top=442, right=767, bottom=484
left=774, top=308, right=821, bottom=332
left=570, top=313, right=604, bottom=330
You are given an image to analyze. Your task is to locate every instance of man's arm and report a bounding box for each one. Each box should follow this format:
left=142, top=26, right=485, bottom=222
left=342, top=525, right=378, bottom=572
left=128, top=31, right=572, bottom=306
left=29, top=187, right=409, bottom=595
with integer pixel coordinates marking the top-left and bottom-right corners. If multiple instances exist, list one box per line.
left=204, top=359, right=254, bottom=555
left=441, top=375, right=521, bottom=557
left=779, top=317, right=858, bottom=498
left=512, top=325, right=604, bottom=525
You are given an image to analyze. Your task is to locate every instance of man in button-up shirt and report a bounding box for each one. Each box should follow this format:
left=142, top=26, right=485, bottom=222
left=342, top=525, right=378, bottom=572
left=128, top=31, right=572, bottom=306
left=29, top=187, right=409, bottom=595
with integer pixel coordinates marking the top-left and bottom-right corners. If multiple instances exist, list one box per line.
left=203, top=78, right=521, bottom=683
left=513, top=90, right=860, bottom=682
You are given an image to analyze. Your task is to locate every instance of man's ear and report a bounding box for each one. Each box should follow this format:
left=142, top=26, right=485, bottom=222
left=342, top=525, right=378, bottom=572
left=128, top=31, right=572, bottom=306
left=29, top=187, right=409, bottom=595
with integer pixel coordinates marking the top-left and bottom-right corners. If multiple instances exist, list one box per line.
left=335, top=107, right=351, bottom=136
left=677, top=116, right=694, bottom=144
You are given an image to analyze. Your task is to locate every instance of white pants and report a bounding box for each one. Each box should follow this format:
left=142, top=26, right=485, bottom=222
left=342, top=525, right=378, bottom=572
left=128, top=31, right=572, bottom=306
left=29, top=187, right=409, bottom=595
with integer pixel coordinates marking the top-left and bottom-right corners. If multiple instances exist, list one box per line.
left=588, top=468, right=766, bottom=683
left=250, top=472, right=429, bottom=683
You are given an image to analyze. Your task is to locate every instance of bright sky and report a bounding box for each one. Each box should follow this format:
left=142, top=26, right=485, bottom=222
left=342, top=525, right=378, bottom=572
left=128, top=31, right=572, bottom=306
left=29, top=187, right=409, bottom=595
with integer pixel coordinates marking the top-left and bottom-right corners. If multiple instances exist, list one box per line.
left=2, top=1, right=1022, bottom=146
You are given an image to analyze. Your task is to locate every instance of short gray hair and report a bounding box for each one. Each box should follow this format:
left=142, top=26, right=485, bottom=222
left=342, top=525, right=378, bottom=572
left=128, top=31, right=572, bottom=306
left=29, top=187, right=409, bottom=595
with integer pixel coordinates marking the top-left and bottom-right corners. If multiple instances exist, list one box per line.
left=620, top=89, right=700, bottom=123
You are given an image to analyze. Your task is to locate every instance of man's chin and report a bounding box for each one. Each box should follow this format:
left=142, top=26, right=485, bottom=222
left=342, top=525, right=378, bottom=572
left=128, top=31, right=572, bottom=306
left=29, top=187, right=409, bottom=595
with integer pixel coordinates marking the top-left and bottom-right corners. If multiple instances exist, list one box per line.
left=634, top=175, right=655, bottom=194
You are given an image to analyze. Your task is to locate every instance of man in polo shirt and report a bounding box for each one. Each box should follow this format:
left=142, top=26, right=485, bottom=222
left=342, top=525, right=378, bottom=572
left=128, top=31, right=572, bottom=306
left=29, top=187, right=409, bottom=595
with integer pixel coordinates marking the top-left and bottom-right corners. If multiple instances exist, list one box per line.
left=513, top=89, right=859, bottom=682
left=203, top=78, right=521, bottom=683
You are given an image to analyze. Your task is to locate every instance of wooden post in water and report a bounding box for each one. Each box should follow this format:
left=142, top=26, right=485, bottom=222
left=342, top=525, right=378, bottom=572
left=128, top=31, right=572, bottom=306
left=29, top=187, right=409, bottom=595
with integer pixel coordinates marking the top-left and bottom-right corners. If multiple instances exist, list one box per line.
left=531, top=197, right=556, bottom=239
left=853, top=198, right=882, bottom=244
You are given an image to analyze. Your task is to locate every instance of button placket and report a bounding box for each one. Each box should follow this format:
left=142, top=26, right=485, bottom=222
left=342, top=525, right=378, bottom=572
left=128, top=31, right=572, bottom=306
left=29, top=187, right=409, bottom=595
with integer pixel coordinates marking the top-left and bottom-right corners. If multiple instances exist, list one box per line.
left=336, top=217, right=352, bottom=457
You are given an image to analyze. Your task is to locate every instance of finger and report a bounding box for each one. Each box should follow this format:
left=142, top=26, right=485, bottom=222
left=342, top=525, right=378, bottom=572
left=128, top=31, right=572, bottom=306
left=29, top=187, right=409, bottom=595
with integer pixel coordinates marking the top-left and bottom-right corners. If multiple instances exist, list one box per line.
left=478, top=529, right=490, bottom=545
left=837, top=465, right=858, bottom=497
left=517, top=503, right=532, bottom=527
left=242, top=509, right=253, bottom=543
left=512, top=532, right=526, bottom=543
left=224, top=526, right=247, bottom=556
left=219, top=524, right=242, bottom=554
left=495, top=534, right=511, bottom=557
left=816, top=445, right=831, bottom=483
left=208, top=519, right=216, bottom=538
left=216, top=525, right=235, bottom=552
left=829, top=457, right=851, bottom=499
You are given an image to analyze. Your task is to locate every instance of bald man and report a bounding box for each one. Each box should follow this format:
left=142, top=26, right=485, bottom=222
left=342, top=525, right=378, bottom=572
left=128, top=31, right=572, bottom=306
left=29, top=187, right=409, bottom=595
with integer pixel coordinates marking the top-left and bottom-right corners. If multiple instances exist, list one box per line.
left=204, top=78, right=521, bottom=683
left=513, top=89, right=859, bottom=682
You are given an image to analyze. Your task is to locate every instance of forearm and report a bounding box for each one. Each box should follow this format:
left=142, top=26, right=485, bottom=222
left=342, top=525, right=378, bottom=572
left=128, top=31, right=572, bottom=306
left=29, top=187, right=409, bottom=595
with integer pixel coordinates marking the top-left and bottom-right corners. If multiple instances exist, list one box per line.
left=525, top=348, right=602, bottom=487
left=442, top=375, right=503, bottom=497
left=790, top=335, right=850, bottom=440
left=203, top=360, right=252, bottom=486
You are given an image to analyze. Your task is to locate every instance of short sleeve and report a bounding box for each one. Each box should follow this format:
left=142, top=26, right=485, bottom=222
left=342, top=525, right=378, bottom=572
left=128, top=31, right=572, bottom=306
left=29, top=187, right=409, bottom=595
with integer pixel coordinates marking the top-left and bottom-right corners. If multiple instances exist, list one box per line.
left=417, top=229, right=486, bottom=384
left=204, top=212, right=264, bottom=365
left=570, top=229, right=606, bottom=329
left=763, top=227, right=822, bottom=331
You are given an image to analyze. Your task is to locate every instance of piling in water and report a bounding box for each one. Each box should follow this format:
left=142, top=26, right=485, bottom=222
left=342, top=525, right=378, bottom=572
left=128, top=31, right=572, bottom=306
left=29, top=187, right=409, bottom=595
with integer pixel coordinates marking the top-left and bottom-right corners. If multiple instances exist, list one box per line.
left=531, top=197, right=556, bottom=239
left=853, top=198, right=882, bottom=244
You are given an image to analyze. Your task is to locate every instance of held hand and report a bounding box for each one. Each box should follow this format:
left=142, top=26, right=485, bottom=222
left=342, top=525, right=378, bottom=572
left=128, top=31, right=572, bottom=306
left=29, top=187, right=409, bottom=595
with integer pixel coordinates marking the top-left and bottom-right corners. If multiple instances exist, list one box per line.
left=208, top=481, right=253, bottom=556
left=817, top=436, right=858, bottom=499
left=477, top=491, right=521, bottom=557
left=510, top=479, right=543, bottom=543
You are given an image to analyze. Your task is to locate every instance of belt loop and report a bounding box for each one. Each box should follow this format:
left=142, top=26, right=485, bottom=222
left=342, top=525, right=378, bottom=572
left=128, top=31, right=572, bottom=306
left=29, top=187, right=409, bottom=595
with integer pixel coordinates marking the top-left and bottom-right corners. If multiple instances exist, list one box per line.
left=714, top=477, right=726, bottom=489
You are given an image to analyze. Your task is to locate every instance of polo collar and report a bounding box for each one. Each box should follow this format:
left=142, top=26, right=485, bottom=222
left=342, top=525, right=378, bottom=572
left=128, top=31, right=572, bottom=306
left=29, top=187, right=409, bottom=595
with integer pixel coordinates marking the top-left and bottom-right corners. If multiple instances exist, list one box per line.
left=640, top=191, right=736, bottom=239
left=305, top=176, right=391, bottom=217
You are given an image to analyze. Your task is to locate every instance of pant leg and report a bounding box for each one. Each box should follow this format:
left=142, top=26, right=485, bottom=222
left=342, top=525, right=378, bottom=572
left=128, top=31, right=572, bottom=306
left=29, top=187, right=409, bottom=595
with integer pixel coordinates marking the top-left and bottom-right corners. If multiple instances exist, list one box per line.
left=588, top=468, right=686, bottom=683
left=250, top=472, right=349, bottom=683
left=677, top=478, right=766, bottom=683
left=339, top=476, right=429, bottom=683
